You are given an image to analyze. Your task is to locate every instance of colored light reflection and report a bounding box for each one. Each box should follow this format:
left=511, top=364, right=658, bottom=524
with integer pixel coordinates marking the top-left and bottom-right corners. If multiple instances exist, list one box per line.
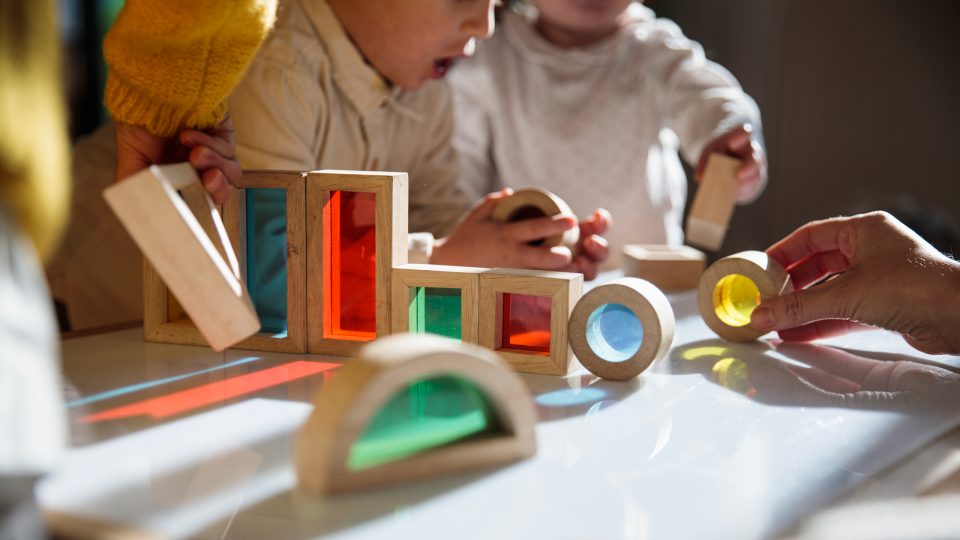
left=536, top=387, right=606, bottom=407
left=586, top=303, right=643, bottom=362
left=681, top=346, right=730, bottom=361
left=713, top=274, right=760, bottom=327
left=500, top=293, right=551, bottom=355
left=246, top=188, right=287, bottom=334
left=712, top=357, right=757, bottom=397
left=79, top=361, right=338, bottom=423
left=323, top=190, right=377, bottom=341
left=348, top=376, right=498, bottom=471
left=409, top=287, right=462, bottom=340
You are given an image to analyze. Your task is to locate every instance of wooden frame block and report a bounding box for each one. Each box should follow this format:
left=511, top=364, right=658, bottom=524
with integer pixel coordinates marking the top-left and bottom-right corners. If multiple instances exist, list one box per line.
left=105, top=163, right=259, bottom=351
left=685, top=153, right=741, bottom=251
left=491, top=188, right=579, bottom=249
left=294, top=333, right=537, bottom=495
left=568, top=277, right=675, bottom=381
left=478, top=268, right=583, bottom=375
left=219, top=170, right=307, bottom=352
left=622, top=244, right=706, bottom=291
left=697, top=250, right=794, bottom=342
left=391, top=264, right=484, bottom=343
left=306, top=171, right=408, bottom=356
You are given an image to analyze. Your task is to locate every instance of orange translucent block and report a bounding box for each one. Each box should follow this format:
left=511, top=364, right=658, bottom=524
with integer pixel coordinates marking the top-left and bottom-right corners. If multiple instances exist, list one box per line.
left=323, top=191, right=377, bottom=341
left=500, top=293, right=552, bottom=356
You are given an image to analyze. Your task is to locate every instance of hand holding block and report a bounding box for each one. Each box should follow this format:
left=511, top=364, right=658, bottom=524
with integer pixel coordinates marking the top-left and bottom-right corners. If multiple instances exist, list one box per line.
left=294, top=333, right=537, bottom=495
left=491, top=188, right=580, bottom=249
left=697, top=250, right=794, bottom=342
left=685, top=153, right=741, bottom=251
left=569, top=277, right=675, bottom=381
left=622, top=244, right=706, bottom=291
left=104, top=163, right=259, bottom=351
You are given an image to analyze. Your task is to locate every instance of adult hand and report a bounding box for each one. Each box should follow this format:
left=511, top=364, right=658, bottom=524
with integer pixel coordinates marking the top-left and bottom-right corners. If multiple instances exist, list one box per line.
left=113, top=114, right=241, bottom=204
left=695, top=124, right=767, bottom=203
left=431, top=189, right=576, bottom=270
left=558, top=208, right=611, bottom=281
left=749, top=212, right=960, bottom=355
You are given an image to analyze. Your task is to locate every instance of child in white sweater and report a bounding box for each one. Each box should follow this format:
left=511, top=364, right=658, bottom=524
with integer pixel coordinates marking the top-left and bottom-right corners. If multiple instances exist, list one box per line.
left=450, top=0, right=767, bottom=265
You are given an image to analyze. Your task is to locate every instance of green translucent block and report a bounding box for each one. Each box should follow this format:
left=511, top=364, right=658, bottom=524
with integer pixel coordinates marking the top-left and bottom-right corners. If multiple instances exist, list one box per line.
left=246, top=188, right=287, bottom=334
left=347, top=376, right=499, bottom=471
left=408, top=287, right=462, bottom=341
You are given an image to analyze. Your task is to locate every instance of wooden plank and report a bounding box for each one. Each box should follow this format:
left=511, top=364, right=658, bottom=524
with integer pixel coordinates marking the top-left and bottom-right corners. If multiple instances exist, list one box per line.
left=686, top=153, right=741, bottom=251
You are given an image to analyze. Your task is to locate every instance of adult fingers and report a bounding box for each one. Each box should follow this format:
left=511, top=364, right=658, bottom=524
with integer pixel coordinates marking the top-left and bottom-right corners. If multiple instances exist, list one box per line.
left=765, top=216, right=857, bottom=270
left=514, top=245, right=572, bottom=269
left=200, top=168, right=231, bottom=205
left=750, top=278, right=854, bottom=333
left=504, top=214, right=576, bottom=243
left=180, top=129, right=235, bottom=159
left=777, top=320, right=872, bottom=343
left=785, top=250, right=850, bottom=289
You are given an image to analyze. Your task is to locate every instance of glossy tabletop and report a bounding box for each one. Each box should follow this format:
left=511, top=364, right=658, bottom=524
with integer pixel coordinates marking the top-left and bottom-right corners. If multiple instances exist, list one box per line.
left=39, top=278, right=960, bottom=539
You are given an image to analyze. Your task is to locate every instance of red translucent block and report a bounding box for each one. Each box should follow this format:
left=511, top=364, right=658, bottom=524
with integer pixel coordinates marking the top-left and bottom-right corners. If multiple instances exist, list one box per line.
left=323, top=191, right=377, bottom=341
left=500, top=293, right=552, bottom=355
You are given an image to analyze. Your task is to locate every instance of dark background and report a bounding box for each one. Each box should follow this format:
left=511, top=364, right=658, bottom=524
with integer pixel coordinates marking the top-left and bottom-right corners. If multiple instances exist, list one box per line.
left=61, top=0, right=960, bottom=257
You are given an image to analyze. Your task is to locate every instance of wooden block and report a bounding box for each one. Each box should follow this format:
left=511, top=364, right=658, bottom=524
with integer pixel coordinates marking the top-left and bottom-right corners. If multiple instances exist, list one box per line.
left=294, top=333, right=537, bottom=495
left=478, top=268, right=583, bottom=375
left=490, top=188, right=580, bottom=249
left=697, top=250, right=794, bottom=342
left=391, top=264, right=485, bottom=344
left=219, top=170, right=307, bottom=352
left=622, top=244, right=706, bottom=291
left=685, top=153, right=741, bottom=251
left=104, top=163, right=259, bottom=351
left=568, top=277, right=675, bottom=381
left=306, top=171, right=408, bottom=356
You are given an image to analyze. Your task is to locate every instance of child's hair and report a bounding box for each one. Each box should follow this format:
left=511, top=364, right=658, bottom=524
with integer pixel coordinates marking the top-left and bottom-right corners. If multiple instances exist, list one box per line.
left=0, top=0, right=70, bottom=259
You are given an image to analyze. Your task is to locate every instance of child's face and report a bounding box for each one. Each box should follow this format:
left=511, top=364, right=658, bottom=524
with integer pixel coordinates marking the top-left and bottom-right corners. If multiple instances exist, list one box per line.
left=331, top=0, right=496, bottom=90
left=530, top=0, right=633, bottom=34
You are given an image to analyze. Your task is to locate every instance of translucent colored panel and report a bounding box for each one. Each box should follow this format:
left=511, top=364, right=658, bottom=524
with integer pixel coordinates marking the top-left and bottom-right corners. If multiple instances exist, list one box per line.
left=500, top=293, right=551, bottom=355
left=409, top=287, right=462, bottom=340
left=712, top=274, right=760, bottom=327
left=585, top=303, right=643, bottom=362
left=347, top=376, right=499, bottom=471
left=246, top=188, right=287, bottom=334
left=323, top=191, right=377, bottom=340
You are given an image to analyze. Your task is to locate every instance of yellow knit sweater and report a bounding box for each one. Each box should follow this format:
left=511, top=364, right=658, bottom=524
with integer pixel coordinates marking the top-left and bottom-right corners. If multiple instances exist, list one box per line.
left=104, top=0, right=278, bottom=137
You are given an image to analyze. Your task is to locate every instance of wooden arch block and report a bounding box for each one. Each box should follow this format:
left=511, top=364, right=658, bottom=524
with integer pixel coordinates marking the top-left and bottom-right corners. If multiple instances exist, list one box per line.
left=478, top=268, right=583, bottom=375
left=220, top=170, right=307, bottom=352
left=622, top=244, right=706, bottom=291
left=568, top=277, right=675, bottom=381
left=685, top=153, right=741, bottom=251
left=294, top=333, right=537, bottom=495
left=491, top=188, right=579, bottom=249
left=104, top=163, right=259, bottom=351
left=697, top=250, right=794, bottom=342
left=306, top=171, right=408, bottom=356
left=391, top=264, right=484, bottom=343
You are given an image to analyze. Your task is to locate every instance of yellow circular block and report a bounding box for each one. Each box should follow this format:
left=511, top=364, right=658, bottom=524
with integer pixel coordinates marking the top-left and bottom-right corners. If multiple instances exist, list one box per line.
left=491, top=188, right=580, bottom=249
left=568, top=277, right=675, bottom=381
left=697, top=250, right=794, bottom=342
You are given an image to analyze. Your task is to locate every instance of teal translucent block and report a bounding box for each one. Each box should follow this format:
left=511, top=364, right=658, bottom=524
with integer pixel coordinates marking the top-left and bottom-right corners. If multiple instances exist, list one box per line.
left=347, top=376, right=499, bottom=471
left=585, top=303, right=643, bottom=362
left=246, top=188, right=287, bottom=334
left=408, top=287, right=462, bottom=341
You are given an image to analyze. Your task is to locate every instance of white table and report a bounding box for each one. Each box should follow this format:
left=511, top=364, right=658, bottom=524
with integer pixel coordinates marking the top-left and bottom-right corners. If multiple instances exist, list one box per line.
left=40, top=286, right=960, bottom=539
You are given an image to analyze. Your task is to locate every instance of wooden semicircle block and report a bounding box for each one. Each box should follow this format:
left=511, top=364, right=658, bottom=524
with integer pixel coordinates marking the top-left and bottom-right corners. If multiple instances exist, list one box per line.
left=491, top=187, right=580, bottom=249
left=294, top=333, right=537, bottom=495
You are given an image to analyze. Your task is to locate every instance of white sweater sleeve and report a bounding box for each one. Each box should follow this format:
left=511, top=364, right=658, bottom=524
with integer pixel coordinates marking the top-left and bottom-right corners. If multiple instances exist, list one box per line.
left=643, top=19, right=763, bottom=167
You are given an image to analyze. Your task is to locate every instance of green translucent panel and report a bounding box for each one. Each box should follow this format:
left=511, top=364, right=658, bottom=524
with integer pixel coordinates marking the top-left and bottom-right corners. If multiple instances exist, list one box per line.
left=246, top=188, right=287, bottom=334
left=347, top=376, right=499, bottom=471
left=408, top=287, right=462, bottom=341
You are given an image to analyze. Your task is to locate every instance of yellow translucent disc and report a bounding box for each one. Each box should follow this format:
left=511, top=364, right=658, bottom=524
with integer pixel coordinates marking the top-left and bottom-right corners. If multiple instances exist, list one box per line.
left=712, top=274, right=760, bottom=327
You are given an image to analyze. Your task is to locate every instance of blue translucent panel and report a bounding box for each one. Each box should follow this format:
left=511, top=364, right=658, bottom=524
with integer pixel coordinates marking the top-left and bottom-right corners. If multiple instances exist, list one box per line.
left=348, top=376, right=498, bottom=471
left=585, top=303, right=643, bottom=363
left=246, top=188, right=287, bottom=334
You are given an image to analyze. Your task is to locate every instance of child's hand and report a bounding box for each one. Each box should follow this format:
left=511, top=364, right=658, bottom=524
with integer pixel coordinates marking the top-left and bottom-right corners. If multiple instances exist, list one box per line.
left=559, top=208, right=611, bottom=281
left=114, top=114, right=240, bottom=205
left=431, top=189, right=576, bottom=270
left=695, top=125, right=767, bottom=203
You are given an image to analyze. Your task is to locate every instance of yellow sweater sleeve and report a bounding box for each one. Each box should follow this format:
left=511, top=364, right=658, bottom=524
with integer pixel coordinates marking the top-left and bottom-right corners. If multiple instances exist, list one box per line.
left=104, top=0, right=277, bottom=137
